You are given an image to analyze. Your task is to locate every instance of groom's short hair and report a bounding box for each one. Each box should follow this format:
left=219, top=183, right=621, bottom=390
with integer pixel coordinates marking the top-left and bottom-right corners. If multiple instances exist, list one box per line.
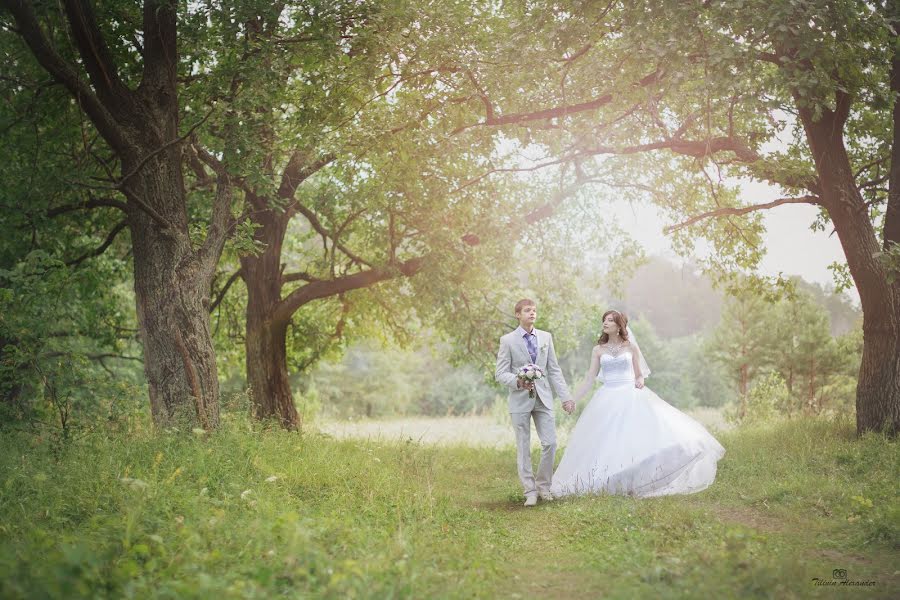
left=514, top=298, right=536, bottom=315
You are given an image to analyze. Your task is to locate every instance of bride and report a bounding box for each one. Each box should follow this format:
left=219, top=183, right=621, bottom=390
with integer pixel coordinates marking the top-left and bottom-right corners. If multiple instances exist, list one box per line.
left=550, top=310, right=725, bottom=498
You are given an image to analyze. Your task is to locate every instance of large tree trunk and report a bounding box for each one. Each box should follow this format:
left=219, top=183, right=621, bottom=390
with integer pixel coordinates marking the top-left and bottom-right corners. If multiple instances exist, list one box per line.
left=855, top=322, right=900, bottom=434
left=126, top=146, right=221, bottom=429
left=245, top=313, right=298, bottom=429
left=238, top=188, right=426, bottom=429
left=799, top=99, right=900, bottom=435
left=240, top=204, right=299, bottom=429
left=3, top=0, right=227, bottom=429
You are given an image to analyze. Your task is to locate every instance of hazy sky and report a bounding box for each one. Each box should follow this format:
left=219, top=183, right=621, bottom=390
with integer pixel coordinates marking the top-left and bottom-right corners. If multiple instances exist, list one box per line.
left=608, top=178, right=858, bottom=302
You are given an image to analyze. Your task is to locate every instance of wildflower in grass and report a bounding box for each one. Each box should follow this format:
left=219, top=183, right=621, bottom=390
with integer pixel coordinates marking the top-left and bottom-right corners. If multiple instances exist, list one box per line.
left=165, top=467, right=183, bottom=484
left=241, top=489, right=253, bottom=500
left=265, top=475, right=278, bottom=483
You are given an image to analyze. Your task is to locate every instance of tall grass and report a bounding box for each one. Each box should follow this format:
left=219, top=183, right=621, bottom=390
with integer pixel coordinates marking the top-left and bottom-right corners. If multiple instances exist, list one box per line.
left=0, top=413, right=896, bottom=598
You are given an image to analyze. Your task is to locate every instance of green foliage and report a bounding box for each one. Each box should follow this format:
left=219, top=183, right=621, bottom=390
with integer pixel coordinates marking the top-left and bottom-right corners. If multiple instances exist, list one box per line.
left=875, top=242, right=900, bottom=285
left=305, top=341, right=497, bottom=418
left=725, top=372, right=786, bottom=425
left=633, top=324, right=736, bottom=411
left=710, top=281, right=862, bottom=422
left=709, top=288, right=771, bottom=399
left=0, top=251, right=141, bottom=448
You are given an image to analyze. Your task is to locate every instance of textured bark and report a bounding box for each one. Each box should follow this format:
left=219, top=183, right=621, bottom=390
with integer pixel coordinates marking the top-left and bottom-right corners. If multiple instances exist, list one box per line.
left=798, top=100, right=900, bottom=435
left=126, top=147, right=220, bottom=429
left=855, top=322, right=900, bottom=435
left=245, top=315, right=297, bottom=429
left=240, top=203, right=298, bottom=429
left=238, top=186, right=426, bottom=429
left=3, top=0, right=225, bottom=429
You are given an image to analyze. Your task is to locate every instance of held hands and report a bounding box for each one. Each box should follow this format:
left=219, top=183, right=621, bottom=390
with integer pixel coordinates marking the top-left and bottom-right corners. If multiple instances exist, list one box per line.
left=517, top=379, right=575, bottom=413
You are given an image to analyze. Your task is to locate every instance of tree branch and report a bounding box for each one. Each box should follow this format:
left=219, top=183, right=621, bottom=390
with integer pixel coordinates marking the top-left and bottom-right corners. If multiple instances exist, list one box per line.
left=450, top=156, right=573, bottom=195
left=453, top=67, right=663, bottom=134
left=47, top=195, right=128, bottom=217
left=118, top=187, right=175, bottom=231
left=282, top=271, right=322, bottom=284
left=664, top=196, right=820, bottom=234
left=66, top=220, right=127, bottom=267
left=274, top=257, right=423, bottom=324
left=195, top=173, right=234, bottom=278
left=138, top=0, right=177, bottom=100
left=61, top=0, right=128, bottom=105
left=460, top=175, right=590, bottom=247
left=454, top=93, right=613, bottom=134
left=1, top=0, right=130, bottom=151
left=209, top=269, right=243, bottom=313
left=579, top=135, right=760, bottom=163
left=465, top=69, right=495, bottom=122
left=290, top=202, right=373, bottom=269
left=292, top=295, right=351, bottom=374
left=278, top=151, right=336, bottom=200
left=87, top=352, right=142, bottom=362
left=117, top=108, right=214, bottom=189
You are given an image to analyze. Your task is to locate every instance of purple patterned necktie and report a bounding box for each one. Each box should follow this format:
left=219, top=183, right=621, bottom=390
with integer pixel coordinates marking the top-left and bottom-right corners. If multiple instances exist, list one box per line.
left=524, top=331, right=537, bottom=363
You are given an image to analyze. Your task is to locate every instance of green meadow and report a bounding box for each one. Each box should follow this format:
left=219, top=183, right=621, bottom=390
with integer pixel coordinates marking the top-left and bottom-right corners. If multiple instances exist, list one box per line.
left=1, top=415, right=896, bottom=599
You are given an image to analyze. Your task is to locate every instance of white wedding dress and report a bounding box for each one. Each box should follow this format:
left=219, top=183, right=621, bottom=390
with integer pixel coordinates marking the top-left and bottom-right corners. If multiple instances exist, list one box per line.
left=551, top=351, right=725, bottom=498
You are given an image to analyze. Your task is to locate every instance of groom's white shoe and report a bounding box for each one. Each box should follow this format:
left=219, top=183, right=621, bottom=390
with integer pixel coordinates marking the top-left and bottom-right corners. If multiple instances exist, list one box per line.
left=523, top=495, right=538, bottom=507
left=539, top=491, right=554, bottom=502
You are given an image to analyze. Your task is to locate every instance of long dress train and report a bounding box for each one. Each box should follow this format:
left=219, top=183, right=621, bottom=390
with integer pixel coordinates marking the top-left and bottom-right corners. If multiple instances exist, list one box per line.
left=551, top=352, right=725, bottom=498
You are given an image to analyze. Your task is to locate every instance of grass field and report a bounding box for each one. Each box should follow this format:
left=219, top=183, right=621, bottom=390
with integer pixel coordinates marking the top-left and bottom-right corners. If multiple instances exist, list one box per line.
left=0, top=414, right=896, bottom=599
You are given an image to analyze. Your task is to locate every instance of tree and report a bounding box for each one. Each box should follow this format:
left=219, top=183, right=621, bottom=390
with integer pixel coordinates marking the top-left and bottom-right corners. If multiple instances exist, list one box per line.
left=771, top=293, right=857, bottom=416
left=709, top=291, right=771, bottom=418
left=0, top=0, right=244, bottom=428
left=192, top=2, right=590, bottom=429
left=182, top=2, right=427, bottom=429
left=700, top=0, right=898, bottom=435
left=711, top=286, right=862, bottom=419
left=440, top=0, right=898, bottom=434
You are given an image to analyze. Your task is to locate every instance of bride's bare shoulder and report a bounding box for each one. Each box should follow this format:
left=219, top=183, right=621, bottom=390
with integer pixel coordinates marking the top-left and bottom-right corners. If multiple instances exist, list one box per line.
left=592, top=343, right=606, bottom=355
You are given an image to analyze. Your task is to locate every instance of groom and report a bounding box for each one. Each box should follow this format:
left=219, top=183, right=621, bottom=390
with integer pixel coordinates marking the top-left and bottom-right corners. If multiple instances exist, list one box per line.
left=495, top=299, right=574, bottom=506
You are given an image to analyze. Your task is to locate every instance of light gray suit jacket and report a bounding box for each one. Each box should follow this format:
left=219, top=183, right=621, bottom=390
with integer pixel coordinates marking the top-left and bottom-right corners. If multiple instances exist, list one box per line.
left=495, top=327, right=571, bottom=413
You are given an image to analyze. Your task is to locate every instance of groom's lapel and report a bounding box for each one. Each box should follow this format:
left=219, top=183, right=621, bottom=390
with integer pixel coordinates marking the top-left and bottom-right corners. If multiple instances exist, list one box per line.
left=536, top=330, right=547, bottom=365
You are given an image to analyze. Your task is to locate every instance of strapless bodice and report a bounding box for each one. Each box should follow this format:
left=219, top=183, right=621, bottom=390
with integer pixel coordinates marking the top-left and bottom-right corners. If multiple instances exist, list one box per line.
left=598, top=352, right=634, bottom=384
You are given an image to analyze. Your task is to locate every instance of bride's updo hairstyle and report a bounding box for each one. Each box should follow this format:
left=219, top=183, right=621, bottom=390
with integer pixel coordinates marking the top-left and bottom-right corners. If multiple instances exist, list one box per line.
left=597, top=310, right=630, bottom=345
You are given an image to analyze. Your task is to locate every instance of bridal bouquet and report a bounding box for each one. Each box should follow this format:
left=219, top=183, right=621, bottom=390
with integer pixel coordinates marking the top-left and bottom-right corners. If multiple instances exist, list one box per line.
left=516, top=364, right=545, bottom=399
